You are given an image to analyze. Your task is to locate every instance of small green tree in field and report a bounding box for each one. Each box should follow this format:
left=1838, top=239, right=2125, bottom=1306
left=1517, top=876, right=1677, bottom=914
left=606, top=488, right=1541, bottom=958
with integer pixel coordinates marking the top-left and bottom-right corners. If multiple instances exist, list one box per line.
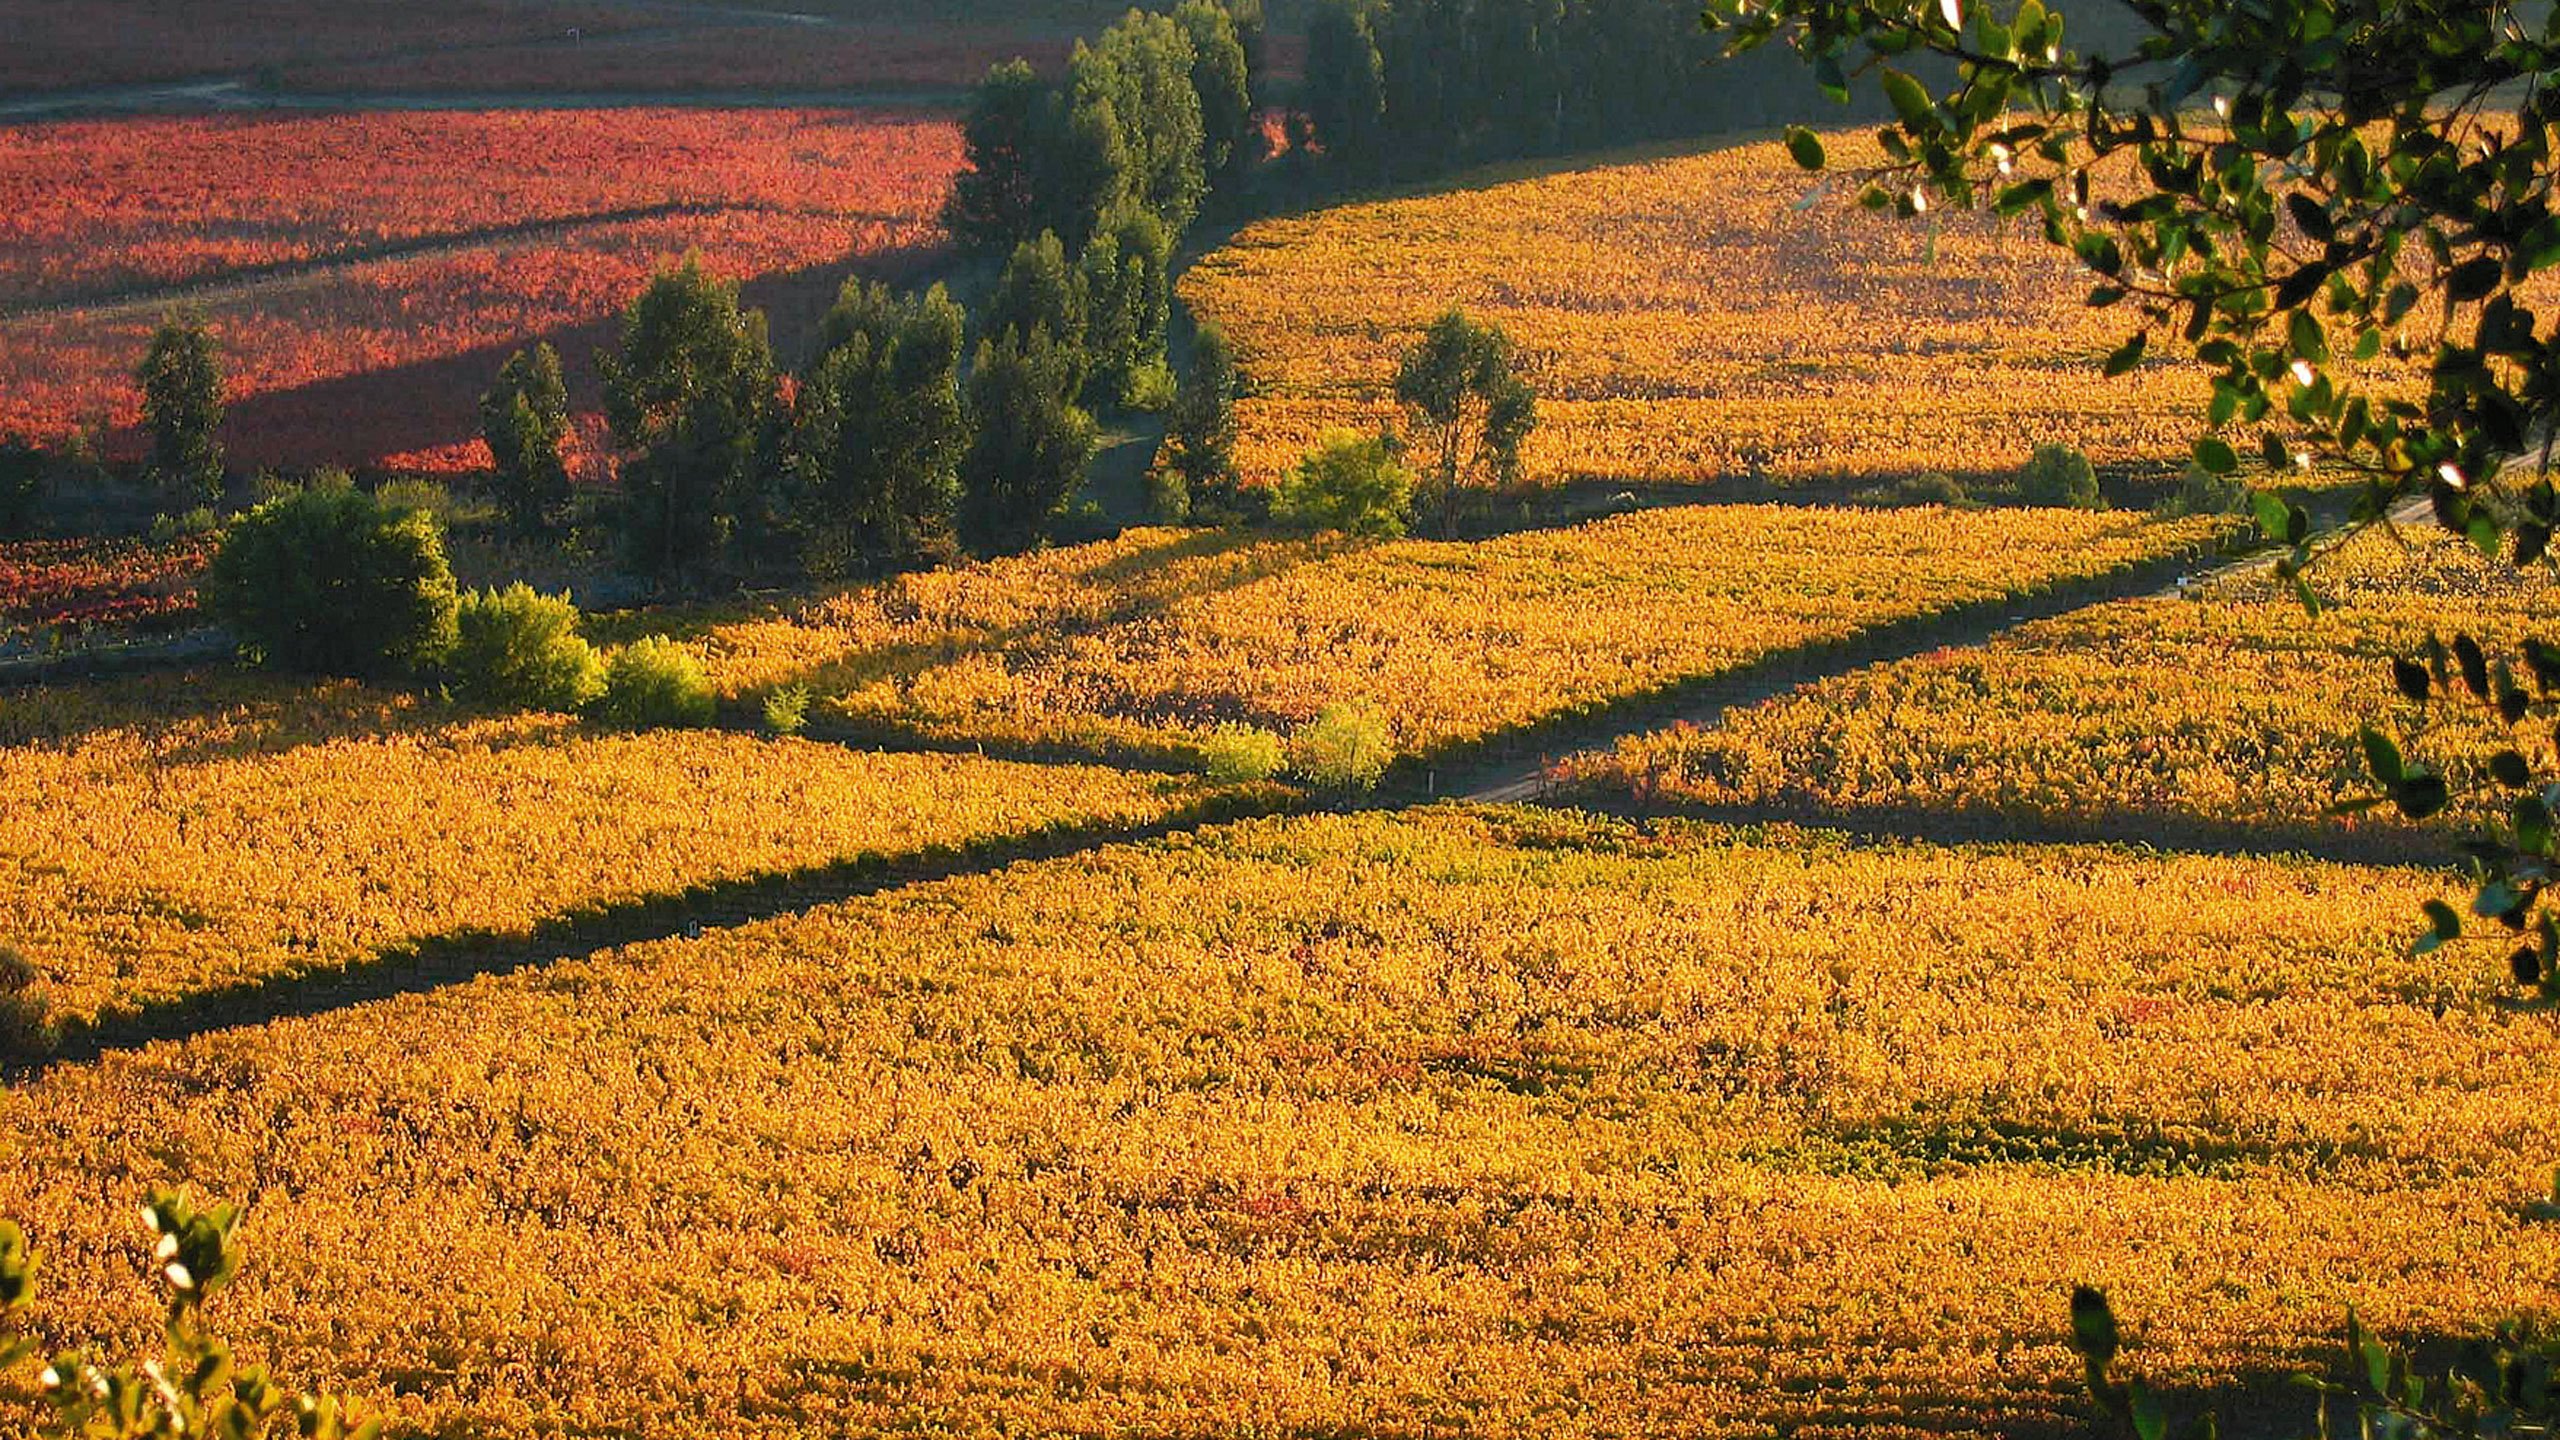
left=1394, top=308, right=1535, bottom=524
left=479, top=342, right=572, bottom=537
left=986, top=233, right=1090, bottom=384
left=0, top=437, right=44, bottom=539
left=595, top=636, right=717, bottom=729
left=138, top=312, right=225, bottom=506
left=1289, top=700, right=1393, bottom=790
left=600, top=257, right=776, bottom=581
left=1274, top=430, right=1412, bottom=538
left=2017, top=443, right=2102, bottom=510
left=961, top=328, right=1098, bottom=555
left=205, top=485, right=458, bottom=680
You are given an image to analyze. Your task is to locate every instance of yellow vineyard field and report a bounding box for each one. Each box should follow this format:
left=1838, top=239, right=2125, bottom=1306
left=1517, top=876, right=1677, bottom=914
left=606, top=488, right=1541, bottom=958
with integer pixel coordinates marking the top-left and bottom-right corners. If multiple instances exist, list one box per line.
left=0, top=669, right=1218, bottom=1029
left=1181, top=130, right=2229, bottom=490
left=1567, top=528, right=2550, bottom=852
left=691, top=508, right=2228, bottom=764
left=2, top=807, right=2545, bottom=1438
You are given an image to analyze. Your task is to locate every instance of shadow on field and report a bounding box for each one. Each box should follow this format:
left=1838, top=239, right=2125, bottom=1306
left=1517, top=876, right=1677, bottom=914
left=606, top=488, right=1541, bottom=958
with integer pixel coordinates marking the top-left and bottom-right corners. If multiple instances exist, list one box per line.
left=4, top=786, right=1291, bottom=1084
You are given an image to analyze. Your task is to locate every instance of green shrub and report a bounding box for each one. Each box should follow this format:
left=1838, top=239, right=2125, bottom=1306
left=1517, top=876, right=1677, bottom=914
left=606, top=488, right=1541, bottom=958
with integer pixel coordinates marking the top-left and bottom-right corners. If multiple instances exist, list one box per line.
left=2017, top=442, right=2103, bottom=509
left=763, top=683, right=812, bottom=736
left=1146, top=465, right=1192, bottom=524
left=375, top=477, right=454, bottom=522
left=203, top=486, right=459, bottom=679
left=596, top=636, right=716, bottom=729
left=1898, top=472, right=1966, bottom=506
left=148, top=506, right=221, bottom=543
left=1273, top=430, right=1412, bottom=538
left=448, top=584, right=606, bottom=712
left=1288, top=700, right=1393, bottom=790
left=1202, top=722, right=1284, bottom=782
left=0, top=945, right=54, bottom=1062
left=2157, top=461, right=2251, bottom=517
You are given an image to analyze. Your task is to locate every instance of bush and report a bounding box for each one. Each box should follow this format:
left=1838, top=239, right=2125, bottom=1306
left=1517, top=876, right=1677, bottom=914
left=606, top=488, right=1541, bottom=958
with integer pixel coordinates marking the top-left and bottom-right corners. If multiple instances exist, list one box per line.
left=147, top=506, right=221, bottom=543
left=2157, top=461, right=2252, bottom=517
left=1145, top=465, right=1191, bottom=523
left=376, top=477, right=454, bottom=523
left=1289, top=700, right=1392, bottom=790
left=1202, top=721, right=1283, bottom=782
left=0, top=945, right=55, bottom=1061
left=1273, top=430, right=1412, bottom=538
left=448, top=584, right=606, bottom=712
left=203, top=486, right=459, bottom=680
left=139, top=311, right=225, bottom=506
left=1898, top=472, right=1966, bottom=506
left=2017, top=442, right=2103, bottom=509
left=595, top=636, right=716, bottom=729
left=763, top=683, right=812, bottom=736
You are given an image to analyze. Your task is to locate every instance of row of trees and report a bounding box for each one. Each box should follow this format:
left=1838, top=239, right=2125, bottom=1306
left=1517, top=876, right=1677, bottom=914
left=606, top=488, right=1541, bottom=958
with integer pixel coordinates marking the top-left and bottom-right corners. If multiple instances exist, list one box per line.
left=478, top=255, right=1101, bottom=583
left=1301, top=0, right=1737, bottom=176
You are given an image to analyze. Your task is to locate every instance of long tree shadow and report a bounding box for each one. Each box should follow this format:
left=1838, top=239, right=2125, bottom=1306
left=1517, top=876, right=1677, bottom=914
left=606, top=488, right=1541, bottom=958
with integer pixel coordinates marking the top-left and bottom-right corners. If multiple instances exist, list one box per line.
left=1394, top=527, right=2244, bottom=803
left=5, top=785, right=1293, bottom=1084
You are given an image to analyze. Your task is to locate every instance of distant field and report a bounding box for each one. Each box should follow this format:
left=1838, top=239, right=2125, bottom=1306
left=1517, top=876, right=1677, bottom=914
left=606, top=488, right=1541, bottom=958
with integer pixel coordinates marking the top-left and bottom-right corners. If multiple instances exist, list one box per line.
left=4, top=807, right=2546, bottom=1438
left=0, top=108, right=960, bottom=474
left=0, top=0, right=1142, bottom=94
left=1566, top=528, right=2550, bottom=856
left=0, top=668, right=1227, bottom=1030
left=685, top=507, right=2229, bottom=766
left=1183, top=131, right=2292, bottom=490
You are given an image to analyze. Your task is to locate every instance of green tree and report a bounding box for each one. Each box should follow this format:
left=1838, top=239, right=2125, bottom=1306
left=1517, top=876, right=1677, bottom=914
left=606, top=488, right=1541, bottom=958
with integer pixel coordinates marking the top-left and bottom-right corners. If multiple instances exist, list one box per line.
left=1175, top=0, right=1256, bottom=187
left=788, top=280, right=969, bottom=575
left=478, top=342, right=571, bottom=537
left=1393, top=308, right=1537, bottom=520
left=1710, top=0, right=2560, bottom=981
left=599, top=256, right=776, bottom=580
left=1303, top=0, right=1388, bottom=172
left=1078, top=207, right=1174, bottom=408
left=2017, top=442, right=2102, bottom=510
left=946, top=59, right=1051, bottom=253
left=137, top=312, right=224, bottom=506
left=204, top=485, right=459, bottom=680
left=1168, top=320, right=1244, bottom=508
left=1073, top=12, right=1207, bottom=235
left=0, top=437, right=43, bottom=539
left=448, top=584, right=606, bottom=712
left=962, top=327, right=1098, bottom=555
left=987, top=231, right=1092, bottom=392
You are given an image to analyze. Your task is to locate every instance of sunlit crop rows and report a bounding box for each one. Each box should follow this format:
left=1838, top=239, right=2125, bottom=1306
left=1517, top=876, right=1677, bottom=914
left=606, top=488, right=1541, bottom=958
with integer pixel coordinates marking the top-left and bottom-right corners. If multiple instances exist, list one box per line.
left=689, top=507, right=2227, bottom=764
left=1567, top=528, right=2550, bottom=853
left=0, top=110, right=958, bottom=472
left=0, top=109, right=959, bottom=306
left=1182, top=132, right=2231, bottom=488
left=3, top=807, right=2546, bottom=1438
left=0, top=669, right=1215, bottom=1028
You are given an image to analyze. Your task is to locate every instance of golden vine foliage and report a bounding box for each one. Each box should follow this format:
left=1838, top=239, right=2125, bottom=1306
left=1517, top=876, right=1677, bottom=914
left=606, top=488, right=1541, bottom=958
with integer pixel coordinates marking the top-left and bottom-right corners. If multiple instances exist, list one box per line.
left=1181, top=131, right=2232, bottom=490
left=1569, top=528, right=2552, bottom=851
left=0, top=670, right=1209, bottom=1028
left=3, top=808, right=2551, bottom=1438
left=694, top=509, right=2225, bottom=764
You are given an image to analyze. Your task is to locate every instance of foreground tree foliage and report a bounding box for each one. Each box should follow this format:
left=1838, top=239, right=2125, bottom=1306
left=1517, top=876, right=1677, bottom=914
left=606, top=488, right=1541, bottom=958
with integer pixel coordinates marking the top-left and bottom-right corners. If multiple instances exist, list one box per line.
left=478, top=342, right=572, bottom=537
left=204, top=483, right=459, bottom=680
left=137, top=311, right=225, bottom=506
left=600, top=256, right=776, bottom=581
left=1715, top=0, right=2560, bottom=981
left=1, top=1196, right=379, bottom=1440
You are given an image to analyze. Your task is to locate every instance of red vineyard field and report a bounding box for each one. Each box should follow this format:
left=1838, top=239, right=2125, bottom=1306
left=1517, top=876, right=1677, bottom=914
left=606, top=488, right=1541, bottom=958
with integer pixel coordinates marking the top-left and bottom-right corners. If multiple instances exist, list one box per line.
left=0, top=535, right=213, bottom=634
left=0, top=109, right=962, bottom=475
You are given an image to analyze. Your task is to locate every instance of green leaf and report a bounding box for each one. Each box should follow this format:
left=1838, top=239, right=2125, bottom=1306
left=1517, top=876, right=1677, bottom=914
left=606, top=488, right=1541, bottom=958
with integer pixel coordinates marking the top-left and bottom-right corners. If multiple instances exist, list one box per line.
left=2417, top=899, right=2464, bottom=953
left=2103, top=332, right=2147, bottom=376
left=1784, top=126, right=1827, bottom=171
left=2396, top=773, right=2449, bottom=820
left=2359, top=726, right=2404, bottom=786
left=2253, top=491, right=2289, bottom=541
left=1881, top=69, right=1934, bottom=129
left=2288, top=308, right=2328, bottom=364
left=2069, top=1286, right=2120, bottom=1366
left=2194, top=436, right=2239, bottom=474
left=2492, top=750, right=2534, bottom=788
